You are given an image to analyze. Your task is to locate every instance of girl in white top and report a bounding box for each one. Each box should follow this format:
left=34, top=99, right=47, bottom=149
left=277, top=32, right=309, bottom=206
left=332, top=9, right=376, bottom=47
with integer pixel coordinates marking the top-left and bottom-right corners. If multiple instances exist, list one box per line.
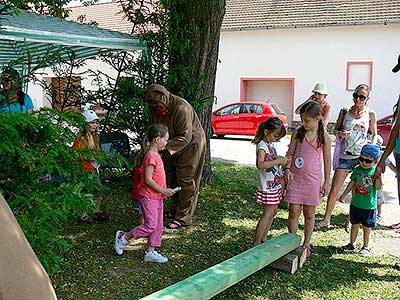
left=252, top=117, right=289, bottom=245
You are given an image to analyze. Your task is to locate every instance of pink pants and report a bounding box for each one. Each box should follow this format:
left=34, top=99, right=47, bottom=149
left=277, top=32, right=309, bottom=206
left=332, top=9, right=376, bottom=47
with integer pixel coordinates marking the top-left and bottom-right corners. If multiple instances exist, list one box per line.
left=131, top=197, right=164, bottom=247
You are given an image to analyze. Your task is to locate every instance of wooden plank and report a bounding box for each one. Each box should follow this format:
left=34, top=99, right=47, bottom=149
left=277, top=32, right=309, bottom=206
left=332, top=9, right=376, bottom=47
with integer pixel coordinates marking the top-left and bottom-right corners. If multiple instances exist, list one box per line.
left=269, top=253, right=298, bottom=274
left=140, top=233, right=301, bottom=300
left=292, top=246, right=307, bottom=268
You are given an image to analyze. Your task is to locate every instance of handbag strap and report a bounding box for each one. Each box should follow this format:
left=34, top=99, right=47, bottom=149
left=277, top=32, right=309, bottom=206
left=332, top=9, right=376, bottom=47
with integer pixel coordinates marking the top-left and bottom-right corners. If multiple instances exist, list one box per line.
left=336, top=107, right=348, bottom=131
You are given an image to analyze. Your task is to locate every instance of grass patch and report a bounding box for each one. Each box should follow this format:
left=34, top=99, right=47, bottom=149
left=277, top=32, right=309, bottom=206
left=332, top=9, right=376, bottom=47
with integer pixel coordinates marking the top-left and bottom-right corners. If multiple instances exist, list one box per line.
left=51, top=162, right=400, bottom=300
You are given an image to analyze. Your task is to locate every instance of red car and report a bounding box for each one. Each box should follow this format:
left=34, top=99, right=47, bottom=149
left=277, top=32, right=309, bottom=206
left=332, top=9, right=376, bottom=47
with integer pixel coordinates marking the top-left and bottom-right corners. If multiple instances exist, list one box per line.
left=211, top=101, right=288, bottom=137
left=377, top=114, right=394, bottom=145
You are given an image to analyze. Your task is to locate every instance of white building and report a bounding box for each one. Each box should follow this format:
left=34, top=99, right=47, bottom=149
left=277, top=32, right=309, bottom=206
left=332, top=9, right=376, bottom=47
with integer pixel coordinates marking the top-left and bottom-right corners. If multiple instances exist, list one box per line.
left=216, top=0, right=400, bottom=125
left=26, top=0, right=400, bottom=125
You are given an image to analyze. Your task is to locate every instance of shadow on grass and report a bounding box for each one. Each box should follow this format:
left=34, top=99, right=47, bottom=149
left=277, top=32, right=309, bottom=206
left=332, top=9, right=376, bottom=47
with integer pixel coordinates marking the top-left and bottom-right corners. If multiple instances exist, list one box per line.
left=51, top=162, right=400, bottom=300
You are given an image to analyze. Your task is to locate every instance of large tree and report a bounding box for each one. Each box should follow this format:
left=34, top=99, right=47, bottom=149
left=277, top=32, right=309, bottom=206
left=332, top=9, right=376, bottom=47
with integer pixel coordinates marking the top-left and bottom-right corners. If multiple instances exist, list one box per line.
left=166, top=0, right=226, bottom=183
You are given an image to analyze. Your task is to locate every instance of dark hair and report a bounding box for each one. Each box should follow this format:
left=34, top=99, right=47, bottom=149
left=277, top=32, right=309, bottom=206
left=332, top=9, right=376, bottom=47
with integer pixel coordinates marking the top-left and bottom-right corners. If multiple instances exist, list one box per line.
left=394, top=99, right=399, bottom=120
left=252, top=117, right=286, bottom=144
left=0, top=68, right=25, bottom=109
left=296, top=101, right=325, bottom=145
left=354, top=83, right=370, bottom=96
left=134, top=123, right=168, bottom=167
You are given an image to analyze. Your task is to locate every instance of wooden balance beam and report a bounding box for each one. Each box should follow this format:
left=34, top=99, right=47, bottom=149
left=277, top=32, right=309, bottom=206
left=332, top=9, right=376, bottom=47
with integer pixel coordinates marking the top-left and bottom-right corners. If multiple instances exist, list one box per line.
left=140, top=233, right=301, bottom=300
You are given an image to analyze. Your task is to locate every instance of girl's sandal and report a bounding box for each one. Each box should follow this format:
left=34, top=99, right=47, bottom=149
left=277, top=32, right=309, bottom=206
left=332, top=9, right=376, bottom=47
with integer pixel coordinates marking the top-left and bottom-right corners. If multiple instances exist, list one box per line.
left=167, top=220, right=188, bottom=229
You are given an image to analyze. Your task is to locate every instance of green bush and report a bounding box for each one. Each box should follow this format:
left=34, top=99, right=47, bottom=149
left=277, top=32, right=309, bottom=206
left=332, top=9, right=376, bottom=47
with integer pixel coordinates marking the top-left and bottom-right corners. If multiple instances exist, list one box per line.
left=0, top=109, right=107, bottom=273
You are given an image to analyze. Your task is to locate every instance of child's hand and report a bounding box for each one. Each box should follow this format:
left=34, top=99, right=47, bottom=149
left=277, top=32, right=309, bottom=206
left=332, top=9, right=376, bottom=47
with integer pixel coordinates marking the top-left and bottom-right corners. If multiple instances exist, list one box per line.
left=338, top=194, right=345, bottom=203
left=163, top=188, right=176, bottom=197
left=284, top=169, right=294, bottom=182
left=320, top=181, right=329, bottom=196
left=277, top=156, right=290, bottom=166
left=338, top=130, right=350, bottom=138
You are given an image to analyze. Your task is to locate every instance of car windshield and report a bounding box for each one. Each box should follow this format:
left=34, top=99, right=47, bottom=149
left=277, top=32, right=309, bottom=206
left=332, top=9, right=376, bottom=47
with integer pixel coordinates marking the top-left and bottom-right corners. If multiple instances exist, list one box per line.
left=271, top=104, right=285, bottom=115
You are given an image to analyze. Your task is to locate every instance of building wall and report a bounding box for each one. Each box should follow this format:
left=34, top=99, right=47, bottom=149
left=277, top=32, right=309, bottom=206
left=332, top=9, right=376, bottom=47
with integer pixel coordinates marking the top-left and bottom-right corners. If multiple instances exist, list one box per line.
left=28, top=59, right=119, bottom=109
left=215, top=24, right=400, bottom=124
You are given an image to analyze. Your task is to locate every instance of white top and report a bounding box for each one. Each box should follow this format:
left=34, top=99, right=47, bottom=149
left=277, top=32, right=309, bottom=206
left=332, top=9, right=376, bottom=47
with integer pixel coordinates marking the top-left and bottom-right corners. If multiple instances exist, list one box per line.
left=340, top=107, right=370, bottom=159
left=256, top=140, right=283, bottom=192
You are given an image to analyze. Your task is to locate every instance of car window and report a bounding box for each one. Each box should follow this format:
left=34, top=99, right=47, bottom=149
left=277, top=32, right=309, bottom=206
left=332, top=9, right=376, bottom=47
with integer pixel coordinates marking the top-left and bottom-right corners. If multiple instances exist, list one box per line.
left=271, top=104, right=285, bottom=115
left=220, top=104, right=241, bottom=115
left=255, top=105, right=263, bottom=113
left=242, top=104, right=262, bottom=113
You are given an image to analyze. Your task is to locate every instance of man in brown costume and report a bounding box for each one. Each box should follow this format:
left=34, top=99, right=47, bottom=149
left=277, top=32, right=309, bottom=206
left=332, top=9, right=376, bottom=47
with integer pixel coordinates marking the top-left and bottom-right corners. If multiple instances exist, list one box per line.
left=145, top=84, right=206, bottom=228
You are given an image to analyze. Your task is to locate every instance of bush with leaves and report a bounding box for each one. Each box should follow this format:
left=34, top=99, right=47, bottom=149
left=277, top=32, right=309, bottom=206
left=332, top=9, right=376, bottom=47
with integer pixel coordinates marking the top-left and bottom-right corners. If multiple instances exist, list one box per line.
left=0, top=109, right=111, bottom=273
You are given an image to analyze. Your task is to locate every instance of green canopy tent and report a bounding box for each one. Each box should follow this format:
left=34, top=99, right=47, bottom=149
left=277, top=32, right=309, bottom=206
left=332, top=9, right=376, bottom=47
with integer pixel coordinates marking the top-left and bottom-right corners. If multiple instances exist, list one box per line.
left=0, top=4, right=146, bottom=70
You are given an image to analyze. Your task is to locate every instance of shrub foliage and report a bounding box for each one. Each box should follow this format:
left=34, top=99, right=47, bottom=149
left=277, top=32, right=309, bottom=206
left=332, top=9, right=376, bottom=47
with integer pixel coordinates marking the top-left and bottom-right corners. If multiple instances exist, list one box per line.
left=0, top=110, right=106, bottom=273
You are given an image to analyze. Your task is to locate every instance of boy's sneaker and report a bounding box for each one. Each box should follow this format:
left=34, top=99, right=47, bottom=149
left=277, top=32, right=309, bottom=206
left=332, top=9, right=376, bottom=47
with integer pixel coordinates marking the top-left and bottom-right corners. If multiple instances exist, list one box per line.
left=115, top=230, right=128, bottom=255
left=359, top=247, right=372, bottom=257
left=144, top=250, right=168, bottom=263
left=376, top=214, right=383, bottom=223
left=342, top=243, right=356, bottom=253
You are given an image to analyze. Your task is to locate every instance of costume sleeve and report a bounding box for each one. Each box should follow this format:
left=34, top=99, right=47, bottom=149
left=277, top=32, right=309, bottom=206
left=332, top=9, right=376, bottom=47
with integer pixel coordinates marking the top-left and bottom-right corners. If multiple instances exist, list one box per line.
left=166, top=105, right=194, bottom=155
left=24, top=94, right=34, bottom=110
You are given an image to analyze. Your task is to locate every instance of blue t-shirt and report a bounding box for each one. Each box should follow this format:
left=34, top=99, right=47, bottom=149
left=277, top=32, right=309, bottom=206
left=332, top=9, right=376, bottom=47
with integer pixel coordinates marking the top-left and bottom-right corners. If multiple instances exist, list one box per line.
left=0, top=94, right=34, bottom=113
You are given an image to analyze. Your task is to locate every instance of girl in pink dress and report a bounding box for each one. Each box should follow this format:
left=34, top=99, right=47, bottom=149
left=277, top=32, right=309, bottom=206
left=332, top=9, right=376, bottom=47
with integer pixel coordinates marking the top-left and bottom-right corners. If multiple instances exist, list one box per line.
left=285, top=101, right=331, bottom=257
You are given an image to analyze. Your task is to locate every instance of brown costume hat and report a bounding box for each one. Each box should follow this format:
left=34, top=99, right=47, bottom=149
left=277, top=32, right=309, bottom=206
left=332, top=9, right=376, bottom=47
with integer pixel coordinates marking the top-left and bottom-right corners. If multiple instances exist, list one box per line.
left=146, top=84, right=171, bottom=106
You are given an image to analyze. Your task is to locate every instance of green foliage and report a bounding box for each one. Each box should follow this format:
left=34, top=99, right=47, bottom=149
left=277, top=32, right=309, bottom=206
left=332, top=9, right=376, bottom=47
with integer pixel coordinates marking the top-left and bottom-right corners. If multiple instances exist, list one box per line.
left=0, top=109, right=107, bottom=273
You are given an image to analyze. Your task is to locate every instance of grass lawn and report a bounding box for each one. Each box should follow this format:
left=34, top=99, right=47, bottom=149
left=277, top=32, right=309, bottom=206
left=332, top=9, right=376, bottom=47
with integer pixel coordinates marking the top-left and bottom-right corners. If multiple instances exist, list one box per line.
left=51, top=162, right=400, bottom=300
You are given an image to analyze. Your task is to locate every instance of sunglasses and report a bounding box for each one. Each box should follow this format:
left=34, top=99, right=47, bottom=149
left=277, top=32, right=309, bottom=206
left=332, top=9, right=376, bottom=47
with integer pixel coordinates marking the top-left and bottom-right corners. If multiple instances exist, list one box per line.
left=359, top=157, right=374, bottom=164
left=352, top=92, right=367, bottom=101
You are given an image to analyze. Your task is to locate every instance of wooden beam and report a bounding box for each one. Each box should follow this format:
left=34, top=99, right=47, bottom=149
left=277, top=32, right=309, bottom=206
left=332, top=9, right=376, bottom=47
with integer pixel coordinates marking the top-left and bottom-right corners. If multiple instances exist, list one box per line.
left=269, top=253, right=298, bottom=274
left=269, top=246, right=307, bottom=274
left=140, top=233, right=301, bottom=300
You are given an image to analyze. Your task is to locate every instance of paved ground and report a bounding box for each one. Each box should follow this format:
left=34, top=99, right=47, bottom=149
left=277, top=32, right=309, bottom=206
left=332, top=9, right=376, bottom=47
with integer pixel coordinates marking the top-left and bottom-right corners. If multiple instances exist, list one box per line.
left=210, top=135, right=400, bottom=257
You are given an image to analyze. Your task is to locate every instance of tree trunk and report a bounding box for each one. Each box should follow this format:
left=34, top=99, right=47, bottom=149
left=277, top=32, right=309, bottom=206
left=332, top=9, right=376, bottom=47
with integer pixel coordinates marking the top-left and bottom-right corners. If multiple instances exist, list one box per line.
left=167, top=0, right=226, bottom=184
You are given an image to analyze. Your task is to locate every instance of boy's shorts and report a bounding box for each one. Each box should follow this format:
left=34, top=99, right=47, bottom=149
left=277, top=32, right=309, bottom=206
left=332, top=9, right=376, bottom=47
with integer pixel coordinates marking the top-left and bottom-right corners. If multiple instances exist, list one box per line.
left=350, top=204, right=376, bottom=228
left=337, top=157, right=359, bottom=171
left=377, top=189, right=385, bottom=205
left=132, top=199, right=142, bottom=215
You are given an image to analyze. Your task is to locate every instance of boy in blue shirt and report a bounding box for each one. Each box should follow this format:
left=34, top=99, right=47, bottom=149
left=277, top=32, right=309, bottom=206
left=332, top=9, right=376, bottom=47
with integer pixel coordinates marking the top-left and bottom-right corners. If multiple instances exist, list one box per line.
left=339, top=144, right=382, bottom=256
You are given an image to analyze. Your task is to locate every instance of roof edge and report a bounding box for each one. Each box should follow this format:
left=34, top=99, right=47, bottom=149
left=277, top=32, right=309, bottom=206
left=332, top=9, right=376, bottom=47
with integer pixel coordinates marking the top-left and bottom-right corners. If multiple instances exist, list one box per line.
left=221, top=20, right=400, bottom=32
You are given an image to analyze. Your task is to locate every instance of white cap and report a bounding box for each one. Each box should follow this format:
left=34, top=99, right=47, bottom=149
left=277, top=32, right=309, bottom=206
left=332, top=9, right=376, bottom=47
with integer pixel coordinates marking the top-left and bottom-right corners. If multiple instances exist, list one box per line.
left=312, top=83, right=328, bottom=95
left=82, top=110, right=99, bottom=123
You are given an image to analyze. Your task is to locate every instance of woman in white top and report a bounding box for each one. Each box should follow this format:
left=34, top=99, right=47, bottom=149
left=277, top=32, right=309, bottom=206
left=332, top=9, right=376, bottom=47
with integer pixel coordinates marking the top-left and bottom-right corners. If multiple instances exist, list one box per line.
left=316, top=84, right=377, bottom=229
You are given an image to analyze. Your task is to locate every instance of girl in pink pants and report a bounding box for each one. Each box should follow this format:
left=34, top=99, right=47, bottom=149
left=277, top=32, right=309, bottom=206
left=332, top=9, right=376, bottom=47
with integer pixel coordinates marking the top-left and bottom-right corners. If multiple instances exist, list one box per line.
left=115, top=124, right=176, bottom=263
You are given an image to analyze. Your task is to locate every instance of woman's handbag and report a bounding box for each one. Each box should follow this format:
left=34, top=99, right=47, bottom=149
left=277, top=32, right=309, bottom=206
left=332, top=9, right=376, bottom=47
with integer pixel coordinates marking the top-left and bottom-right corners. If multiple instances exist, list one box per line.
left=333, top=108, right=348, bottom=170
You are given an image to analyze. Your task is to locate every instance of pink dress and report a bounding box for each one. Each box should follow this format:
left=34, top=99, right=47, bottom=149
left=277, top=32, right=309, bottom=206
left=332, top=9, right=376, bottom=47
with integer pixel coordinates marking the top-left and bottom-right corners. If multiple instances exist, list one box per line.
left=285, top=137, right=322, bottom=205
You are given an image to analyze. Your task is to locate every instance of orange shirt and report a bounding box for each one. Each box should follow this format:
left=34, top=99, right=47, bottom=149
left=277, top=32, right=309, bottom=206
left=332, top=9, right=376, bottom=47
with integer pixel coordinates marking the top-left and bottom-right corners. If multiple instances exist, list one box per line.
left=73, top=138, right=97, bottom=171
